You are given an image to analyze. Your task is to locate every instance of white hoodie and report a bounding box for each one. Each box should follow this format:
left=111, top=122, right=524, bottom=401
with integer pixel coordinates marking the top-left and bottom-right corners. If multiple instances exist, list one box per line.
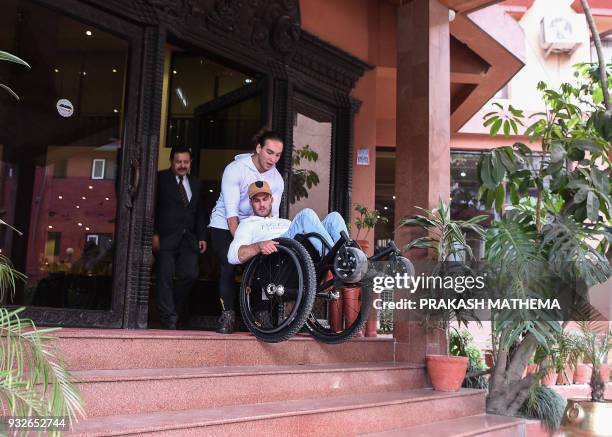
left=208, top=153, right=284, bottom=230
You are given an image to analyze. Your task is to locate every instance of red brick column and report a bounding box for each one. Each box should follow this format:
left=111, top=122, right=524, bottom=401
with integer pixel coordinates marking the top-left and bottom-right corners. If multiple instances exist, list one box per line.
left=394, top=0, right=451, bottom=363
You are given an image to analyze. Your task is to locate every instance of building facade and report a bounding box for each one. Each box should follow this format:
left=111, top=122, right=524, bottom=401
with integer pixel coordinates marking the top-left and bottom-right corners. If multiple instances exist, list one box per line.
left=0, top=0, right=525, bottom=346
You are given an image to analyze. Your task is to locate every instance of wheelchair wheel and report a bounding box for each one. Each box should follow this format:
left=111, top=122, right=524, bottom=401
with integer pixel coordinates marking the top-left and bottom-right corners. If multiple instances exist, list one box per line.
left=239, top=238, right=316, bottom=343
left=305, top=268, right=373, bottom=344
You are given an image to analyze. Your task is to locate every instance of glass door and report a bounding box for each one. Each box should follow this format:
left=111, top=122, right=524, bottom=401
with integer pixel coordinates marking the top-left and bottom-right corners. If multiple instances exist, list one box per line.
left=0, top=0, right=141, bottom=327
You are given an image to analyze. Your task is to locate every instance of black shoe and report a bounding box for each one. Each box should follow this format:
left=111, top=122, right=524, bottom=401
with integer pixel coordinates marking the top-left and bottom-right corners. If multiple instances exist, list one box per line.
left=216, top=310, right=236, bottom=334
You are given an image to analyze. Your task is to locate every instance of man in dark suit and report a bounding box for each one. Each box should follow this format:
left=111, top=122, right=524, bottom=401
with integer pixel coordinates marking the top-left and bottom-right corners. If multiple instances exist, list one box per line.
left=153, top=146, right=207, bottom=329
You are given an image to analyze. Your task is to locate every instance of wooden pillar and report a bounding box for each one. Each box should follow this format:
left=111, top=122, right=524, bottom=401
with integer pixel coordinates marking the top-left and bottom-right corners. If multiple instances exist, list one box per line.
left=393, top=0, right=451, bottom=362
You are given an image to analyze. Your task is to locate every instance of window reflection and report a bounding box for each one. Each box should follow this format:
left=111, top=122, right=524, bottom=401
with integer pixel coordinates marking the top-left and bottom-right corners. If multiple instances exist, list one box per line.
left=0, top=0, right=128, bottom=309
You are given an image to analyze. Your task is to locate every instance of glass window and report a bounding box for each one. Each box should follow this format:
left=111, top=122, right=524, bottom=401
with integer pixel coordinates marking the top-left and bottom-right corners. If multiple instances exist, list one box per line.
left=0, top=0, right=128, bottom=309
left=289, top=111, right=332, bottom=219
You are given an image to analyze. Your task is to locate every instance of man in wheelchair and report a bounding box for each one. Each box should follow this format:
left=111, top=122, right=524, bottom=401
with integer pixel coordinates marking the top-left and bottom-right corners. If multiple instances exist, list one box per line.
left=225, top=180, right=410, bottom=343
left=227, top=180, right=351, bottom=266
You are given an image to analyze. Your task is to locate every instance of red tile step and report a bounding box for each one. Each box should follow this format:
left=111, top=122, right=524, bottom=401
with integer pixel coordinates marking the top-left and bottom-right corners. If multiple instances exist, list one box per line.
left=56, top=329, right=396, bottom=370
left=360, top=414, right=526, bottom=437
left=73, top=362, right=427, bottom=417
left=66, top=388, right=486, bottom=436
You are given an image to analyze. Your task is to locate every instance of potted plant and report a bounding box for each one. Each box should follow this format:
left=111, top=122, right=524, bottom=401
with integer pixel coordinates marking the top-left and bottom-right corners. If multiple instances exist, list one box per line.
left=554, top=330, right=579, bottom=386
left=353, top=203, right=388, bottom=255
left=561, top=321, right=612, bottom=434
left=400, top=199, right=487, bottom=392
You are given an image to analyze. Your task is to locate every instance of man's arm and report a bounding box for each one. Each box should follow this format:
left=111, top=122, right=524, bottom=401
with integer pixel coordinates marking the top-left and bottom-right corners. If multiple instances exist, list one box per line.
left=227, top=216, right=239, bottom=237
left=221, top=165, right=241, bottom=236
left=237, top=240, right=278, bottom=264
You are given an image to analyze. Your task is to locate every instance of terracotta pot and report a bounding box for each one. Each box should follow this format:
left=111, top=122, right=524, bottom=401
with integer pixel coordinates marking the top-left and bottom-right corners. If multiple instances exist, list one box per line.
left=600, top=364, right=611, bottom=383
left=484, top=351, right=494, bottom=369
left=364, top=307, right=377, bottom=337
left=523, top=363, right=539, bottom=378
left=342, top=287, right=363, bottom=337
left=574, top=363, right=593, bottom=384
left=356, top=239, right=371, bottom=256
left=557, top=363, right=575, bottom=385
left=324, top=272, right=343, bottom=332
left=426, top=355, right=468, bottom=392
left=541, top=369, right=558, bottom=386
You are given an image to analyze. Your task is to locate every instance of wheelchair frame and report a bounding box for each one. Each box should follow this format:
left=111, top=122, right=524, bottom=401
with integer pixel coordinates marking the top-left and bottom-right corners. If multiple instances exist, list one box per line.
left=238, top=231, right=410, bottom=343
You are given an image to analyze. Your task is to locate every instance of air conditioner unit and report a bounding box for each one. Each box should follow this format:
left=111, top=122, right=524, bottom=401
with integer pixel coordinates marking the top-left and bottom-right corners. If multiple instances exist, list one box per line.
left=540, top=15, right=583, bottom=55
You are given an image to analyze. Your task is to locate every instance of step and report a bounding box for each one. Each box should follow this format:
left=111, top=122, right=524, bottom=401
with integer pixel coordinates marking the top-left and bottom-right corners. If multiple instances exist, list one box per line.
left=74, top=362, right=427, bottom=417
left=56, top=329, right=396, bottom=370
left=66, top=388, right=486, bottom=436
left=359, top=414, right=526, bottom=437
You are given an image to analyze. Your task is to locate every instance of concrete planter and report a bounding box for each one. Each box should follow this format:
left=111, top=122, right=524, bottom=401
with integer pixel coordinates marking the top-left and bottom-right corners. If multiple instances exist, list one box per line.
left=541, top=369, right=558, bottom=387
left=574, top=363, right=593, bottom=384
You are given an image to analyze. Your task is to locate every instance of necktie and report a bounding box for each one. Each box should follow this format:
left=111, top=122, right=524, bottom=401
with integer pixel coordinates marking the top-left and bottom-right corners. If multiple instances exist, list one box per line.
left=177, top=176, right=189, bottom=207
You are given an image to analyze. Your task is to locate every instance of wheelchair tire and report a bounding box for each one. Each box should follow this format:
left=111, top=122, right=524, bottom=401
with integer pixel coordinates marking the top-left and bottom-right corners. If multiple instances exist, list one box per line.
left=305, top=270, right=373, bottom=344
left=239, top=238, right=316, bottom=343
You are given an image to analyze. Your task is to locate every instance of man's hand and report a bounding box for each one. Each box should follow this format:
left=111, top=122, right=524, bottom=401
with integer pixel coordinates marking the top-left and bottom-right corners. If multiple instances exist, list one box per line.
left=152, top=234, right=160, bottom=252
left=199, top=240, right=207, bottom=253
left=257, top=240, right=279, bottom=255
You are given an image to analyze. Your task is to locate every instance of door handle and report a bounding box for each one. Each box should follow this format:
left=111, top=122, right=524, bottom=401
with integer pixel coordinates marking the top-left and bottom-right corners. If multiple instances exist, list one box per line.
left=126, top=158, right=140, bottom=208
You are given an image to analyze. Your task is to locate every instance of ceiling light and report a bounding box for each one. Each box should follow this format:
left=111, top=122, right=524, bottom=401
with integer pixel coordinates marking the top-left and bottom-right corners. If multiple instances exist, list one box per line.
left=82, top=71, right=87, bottom=76
left=77, top=222, right=83, bottom=226
left=81, top=196, right=86, bottom=200
left=48, top=225, right=53, bottom=229
left=383, top=206, right=388, bottom=210
left=58, top=195, right=63, bottom=199
left=88, top=185, right=93, bottom=189
left=113, top=109, right=119, bottom=113
left=244, top=78, right=253, bottom=84
left=392, top=195, right=396, bottom=200
left=76, top=205, right=80, bottom=209
left=460, top=171, right=467, bottom=177
left=172, top=70, right=177, bottom=74
left=85, top=30, right=93, bottom=36
left=54, top=68, right=59, bottom=73
left=209, top=189, right=213, bottom=193
left=105, top=197, right=110, bottom=201
left=85, top=227, right=90, bottom=231
left=112, top=68, right=117, bottom=73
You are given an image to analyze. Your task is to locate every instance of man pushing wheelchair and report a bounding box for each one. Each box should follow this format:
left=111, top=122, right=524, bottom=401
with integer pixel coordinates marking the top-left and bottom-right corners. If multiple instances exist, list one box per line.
left=227, top=180, right=412, bottom=343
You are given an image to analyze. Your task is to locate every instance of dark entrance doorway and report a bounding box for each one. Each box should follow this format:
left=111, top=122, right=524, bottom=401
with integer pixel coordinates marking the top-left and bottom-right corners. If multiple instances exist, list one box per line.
left=0, top=0, right=143, bottom=327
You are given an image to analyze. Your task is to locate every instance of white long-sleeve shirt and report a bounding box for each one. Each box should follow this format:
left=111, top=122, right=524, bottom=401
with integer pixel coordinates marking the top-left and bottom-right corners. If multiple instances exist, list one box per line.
left=227, top=216, right=291, bottom=265
left=208, top=154, right=284, bottom=230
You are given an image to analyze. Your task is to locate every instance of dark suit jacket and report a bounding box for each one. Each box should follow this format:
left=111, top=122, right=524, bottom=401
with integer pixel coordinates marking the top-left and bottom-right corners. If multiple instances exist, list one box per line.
left=154, top=169, right=206, bottom=252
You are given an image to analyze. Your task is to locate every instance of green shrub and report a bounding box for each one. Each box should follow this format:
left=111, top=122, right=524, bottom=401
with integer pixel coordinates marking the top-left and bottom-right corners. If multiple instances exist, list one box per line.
left=519, top=385, right=566, bottom=432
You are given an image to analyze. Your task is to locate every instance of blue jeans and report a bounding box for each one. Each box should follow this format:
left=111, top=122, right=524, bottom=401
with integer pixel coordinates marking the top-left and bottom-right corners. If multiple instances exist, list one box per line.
left=282, top=209, right=348, bottom=255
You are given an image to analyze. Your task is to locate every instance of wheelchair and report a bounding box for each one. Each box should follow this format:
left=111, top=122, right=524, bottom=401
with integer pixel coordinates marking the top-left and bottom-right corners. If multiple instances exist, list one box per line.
left=238, top=230, right=414, bottom=343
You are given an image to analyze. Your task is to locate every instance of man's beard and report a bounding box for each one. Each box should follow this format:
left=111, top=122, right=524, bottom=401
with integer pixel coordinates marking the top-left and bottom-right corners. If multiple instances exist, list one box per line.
left=255, top=208, right=271, bottom=217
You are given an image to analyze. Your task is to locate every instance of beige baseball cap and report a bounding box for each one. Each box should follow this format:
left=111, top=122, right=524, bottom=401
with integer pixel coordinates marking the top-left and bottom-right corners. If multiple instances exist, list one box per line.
left=248, top=180, right=272, bottom=199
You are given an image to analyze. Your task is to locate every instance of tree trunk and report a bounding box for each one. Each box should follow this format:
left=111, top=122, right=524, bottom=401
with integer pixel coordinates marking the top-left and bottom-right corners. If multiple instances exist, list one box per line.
left=581, top=0, right=611, bottom=111
left=486, top=334, right=539, bottom=415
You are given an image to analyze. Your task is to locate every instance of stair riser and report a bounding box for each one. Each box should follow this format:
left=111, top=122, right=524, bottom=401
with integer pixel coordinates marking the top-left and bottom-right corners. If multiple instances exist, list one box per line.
left=58, top=337, right=395, bottom=370
left=472, top=426, right=525, bottom=437
left=70, top=392, right=485, bottom=437
left=80, top=368, right=427, bottom=417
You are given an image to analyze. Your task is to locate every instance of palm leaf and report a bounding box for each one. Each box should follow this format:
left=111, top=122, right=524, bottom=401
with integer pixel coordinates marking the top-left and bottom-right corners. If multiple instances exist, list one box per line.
left=0, top=51, right=30, bottom=68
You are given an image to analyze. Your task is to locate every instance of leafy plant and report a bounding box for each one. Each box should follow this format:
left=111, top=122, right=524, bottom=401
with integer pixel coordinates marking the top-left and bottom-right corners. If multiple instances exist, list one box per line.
left=480, top=72, right=612, bottom=416
left=354, top=203, right=388, bottom=240
left=0, top=74, right=84, bottom=428
left=574, top=321, right=612, bottom=402
left=400, top=198, right=487, bottom=262
left=290, top=144, right=320, bottom=204
left=449, top=328, right=489, bottom=389
left=519, top=384, right=567, bottom=432
left=0, top=50, right=30, bottom=99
